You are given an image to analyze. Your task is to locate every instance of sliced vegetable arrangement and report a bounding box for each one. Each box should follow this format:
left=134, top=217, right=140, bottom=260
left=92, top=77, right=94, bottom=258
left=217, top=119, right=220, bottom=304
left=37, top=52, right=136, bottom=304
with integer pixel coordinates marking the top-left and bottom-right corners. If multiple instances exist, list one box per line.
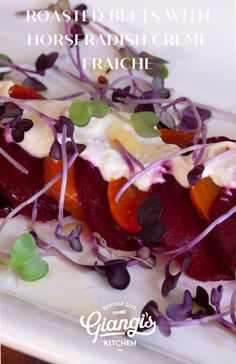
left=0, top=0, right=236, bottom=339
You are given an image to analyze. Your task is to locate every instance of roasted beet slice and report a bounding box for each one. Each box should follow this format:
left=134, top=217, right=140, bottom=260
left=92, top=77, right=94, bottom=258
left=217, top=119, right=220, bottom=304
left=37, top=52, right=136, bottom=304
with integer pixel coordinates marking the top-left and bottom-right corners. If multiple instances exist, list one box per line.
left=210, top=189, right=236, bottom=273
left=74, top=157, right=139, bottom=251
left=0, top=130, right=58, bottom=221
left=150, top=175, right=233, bottom=281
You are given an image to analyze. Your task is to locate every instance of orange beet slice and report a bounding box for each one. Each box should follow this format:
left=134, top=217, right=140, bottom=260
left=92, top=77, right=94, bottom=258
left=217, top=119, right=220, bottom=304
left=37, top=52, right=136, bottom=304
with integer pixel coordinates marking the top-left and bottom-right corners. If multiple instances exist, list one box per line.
left=44, top=157, right=84, bottom=219
left=190, top=177, right=221, bottom=221
left=108, top=178, right=148, bottom=233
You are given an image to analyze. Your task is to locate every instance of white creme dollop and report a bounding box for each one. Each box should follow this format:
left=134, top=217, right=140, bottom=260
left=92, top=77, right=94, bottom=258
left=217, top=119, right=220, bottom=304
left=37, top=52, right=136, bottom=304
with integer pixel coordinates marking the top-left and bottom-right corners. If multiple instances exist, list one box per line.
left=1, top=90, right=236, bottom=191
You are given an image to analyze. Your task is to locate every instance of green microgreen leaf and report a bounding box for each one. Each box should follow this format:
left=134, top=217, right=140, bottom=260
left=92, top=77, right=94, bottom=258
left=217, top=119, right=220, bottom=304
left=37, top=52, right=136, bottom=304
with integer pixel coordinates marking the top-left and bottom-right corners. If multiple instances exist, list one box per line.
left=145, top=63, right=169, bottom=79
left=69, top=100, right=109, bottom=127
left=139, top=52, right=169, bottom=79
left=9, top=233, right=49, bottom=281
left=130, top=112, right=160, bottom=138
left=0, top=54, right=13, bottom=80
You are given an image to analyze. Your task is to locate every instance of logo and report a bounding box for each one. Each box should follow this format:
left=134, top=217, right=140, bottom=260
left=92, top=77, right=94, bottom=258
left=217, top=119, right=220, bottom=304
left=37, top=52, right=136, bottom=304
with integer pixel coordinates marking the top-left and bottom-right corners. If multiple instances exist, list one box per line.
left=80, top=301, right=156, bottom=350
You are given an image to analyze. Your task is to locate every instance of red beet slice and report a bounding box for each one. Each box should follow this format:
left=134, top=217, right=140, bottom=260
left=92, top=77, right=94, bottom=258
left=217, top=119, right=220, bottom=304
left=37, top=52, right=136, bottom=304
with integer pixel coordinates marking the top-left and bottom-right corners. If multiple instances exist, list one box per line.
left=74, top=157, right=139, bottom=251
left=210, top=189, right=236, bottom=273
left=0, top=130, right=58, bottom=221
left=0, top=192, right=13, bottom=218
left=150, top=175, right=233, bottom=281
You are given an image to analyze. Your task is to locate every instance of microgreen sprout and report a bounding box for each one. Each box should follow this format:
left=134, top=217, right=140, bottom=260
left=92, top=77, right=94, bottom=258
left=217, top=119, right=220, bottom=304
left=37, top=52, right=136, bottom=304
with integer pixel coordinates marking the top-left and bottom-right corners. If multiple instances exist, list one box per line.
left=130, top=112, right=161, bottom=138
left=8, top=232, right=49, bottom=281
left=137, top=196, right=166, bottom=242
left=69, top=99, right=109, bottom=126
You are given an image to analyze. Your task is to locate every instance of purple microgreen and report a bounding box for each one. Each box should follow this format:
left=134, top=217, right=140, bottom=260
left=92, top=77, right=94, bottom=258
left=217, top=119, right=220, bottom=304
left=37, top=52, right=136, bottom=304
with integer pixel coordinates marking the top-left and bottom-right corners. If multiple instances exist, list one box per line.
left=167, top=290, right=193, bottom=321
left=69, top=99, right=109, bottom=127
left=137, top=246, right=151, bottom=260
left=55, top=116, right=75, bottom=138
left=179, top=106, right=211, bottom=131
left=0, top=101, right=33, bottom=143
left=70, top=23, right=85, bottom=43
left=134, top=90, right=159, bottom=113
left=187, top=164, right=205, bottom=186
left=152, top=76, right=164, bottom=91
left=11, top=126, right=24, bottom=143
left=73, top=3, right=89, bottom=24
left=0, top=102, right=23, bottom=121
left=210, top=285, right=223, bottom=313
left=137, top=196, right=166, bottom=242
left=152, top=76, right=170, bottom=99
left=154, top=105, right=176, bottom=129
left=0, top=54, right=13, bottom=80
left=23, top=76, right=47, bottom=91
left=12, top=118, right=33, bottom=143
left=17, top=118, right=33, bottom=131
left=140, top=300, right=171, bottom=337
left=130, top=111, right=160, bottom=138
left=69, top=225, right=83, bottom=252
left=95, top=259, right=130, bottom=290
left=137, top=196, right=164, bottom=226
left=112, top=86, right=131, bottom=103
left=65, top=141, right=75, bottom=154
left=162, top=271, right=182, bottom=298
left=49, top=140, right=62, bottom=160
left=35, top=52, right=59, bottom=75
left=139, top=224, right=166, bottom=243
left=193, top=286, right=215, bottom=316
left=162, top=253, right=191, bottom=297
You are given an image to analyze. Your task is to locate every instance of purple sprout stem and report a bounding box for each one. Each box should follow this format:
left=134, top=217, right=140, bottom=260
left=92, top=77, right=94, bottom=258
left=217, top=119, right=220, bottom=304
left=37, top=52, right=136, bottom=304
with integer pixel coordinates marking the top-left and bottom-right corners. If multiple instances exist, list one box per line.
left=63, top=20, right=98, bottom=90
left=31, top=200, right=38, bottom=225
left=52, top=65, right=101, bottom=91
left=57, top=125, right=68, bottom=228
left=204, top=149, right=236, bottom=168
left=92, top=237, right=109, bottom=263
left=125, top=98, right=236, bottom=120
left=230, top=283, right=236, bottom=325
left=0, top=146, right=28, bottom=174
left=46, top=244, right=95, bottom=272
left=0, top=153, right=78, bottom=234
left=91, top=19, right=138, bottom=57
left=64, top=20, right=81, bottom=72
left=55, top=91, right=85, bottom=100
left=106, top=74, right=152, bottom=94
left=162, top=97, right=203, bottom=142
left=113, top=139, right=134, bottom=172
left=0, top=59, right=38, bottom=77
left=170, top=309, right=235, bottom=328
left=114, top=139, right=145, bottom=171
left=115, top=143, right=208, bottom=202
left=87, top=22, right=144, bottom=95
